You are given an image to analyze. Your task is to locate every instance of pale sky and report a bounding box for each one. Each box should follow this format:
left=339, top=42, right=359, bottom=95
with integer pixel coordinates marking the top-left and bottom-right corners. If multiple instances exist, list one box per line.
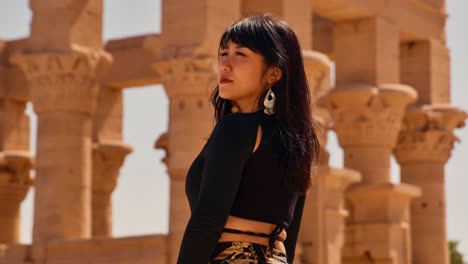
left=1, top=0, right=467, bottom=258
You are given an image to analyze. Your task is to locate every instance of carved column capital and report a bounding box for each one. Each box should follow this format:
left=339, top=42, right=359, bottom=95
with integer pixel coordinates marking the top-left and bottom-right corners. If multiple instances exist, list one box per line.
left=0, top=151, right=33, bottom=206
left=11, top=48, right=112, bottom=115
left=318, top=83, right=417, bottom=148
left=0, top=151, right=33, bottom=243
left=155, top=132, right=169, bottom=167
left=0, top=151, right=34, bottom=187
left=302, top=50, right=333, bottom=166
left=92, top=141, right=132, bottom=193
left=315, top=107, right=332, bottom=166
left=394, top=104, right=467, bottom=164
left=152, top=55, right=218, bottom=98
left=317, top=166, right=361, bottom=207
left=303, top=50, right=333, bottom=99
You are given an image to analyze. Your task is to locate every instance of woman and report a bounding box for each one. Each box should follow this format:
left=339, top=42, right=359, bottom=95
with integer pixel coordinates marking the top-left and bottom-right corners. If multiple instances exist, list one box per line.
left=177, top=13, right=320, bottom=264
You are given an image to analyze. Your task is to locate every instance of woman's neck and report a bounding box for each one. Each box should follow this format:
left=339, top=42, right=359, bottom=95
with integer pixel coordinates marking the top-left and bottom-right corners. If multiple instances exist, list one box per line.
left=232, top=100, right=259, bottom=113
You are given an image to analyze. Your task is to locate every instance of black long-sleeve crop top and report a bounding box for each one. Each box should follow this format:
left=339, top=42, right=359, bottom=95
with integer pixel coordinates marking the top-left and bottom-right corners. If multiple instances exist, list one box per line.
left=177, top=109, right=307, bottom=264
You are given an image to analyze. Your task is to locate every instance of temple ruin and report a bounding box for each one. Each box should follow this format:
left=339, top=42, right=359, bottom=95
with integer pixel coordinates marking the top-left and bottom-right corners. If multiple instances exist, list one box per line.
left=0, top=0, right=466, bottom=263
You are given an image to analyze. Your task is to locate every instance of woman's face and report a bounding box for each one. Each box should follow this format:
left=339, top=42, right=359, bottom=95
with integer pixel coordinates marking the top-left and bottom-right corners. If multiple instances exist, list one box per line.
left=218, top=40, right=270, bottom=111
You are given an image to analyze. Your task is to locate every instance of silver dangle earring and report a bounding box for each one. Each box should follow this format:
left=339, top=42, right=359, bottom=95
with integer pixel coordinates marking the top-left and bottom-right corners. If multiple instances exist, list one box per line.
left=263, top=85, right=275, bottom=115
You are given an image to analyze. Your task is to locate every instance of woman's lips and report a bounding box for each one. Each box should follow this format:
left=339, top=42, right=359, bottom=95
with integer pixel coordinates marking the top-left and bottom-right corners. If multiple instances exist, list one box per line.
left=220, top=79, right=233, bottom=84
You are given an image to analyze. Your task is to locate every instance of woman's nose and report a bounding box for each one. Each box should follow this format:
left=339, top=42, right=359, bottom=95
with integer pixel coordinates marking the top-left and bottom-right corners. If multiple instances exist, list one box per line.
left=219, top=58, right=232, bottom=72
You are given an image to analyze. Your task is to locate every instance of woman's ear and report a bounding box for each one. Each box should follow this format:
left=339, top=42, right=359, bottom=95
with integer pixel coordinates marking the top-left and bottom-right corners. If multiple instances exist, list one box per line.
left=269, top=66, right=282, bottom=84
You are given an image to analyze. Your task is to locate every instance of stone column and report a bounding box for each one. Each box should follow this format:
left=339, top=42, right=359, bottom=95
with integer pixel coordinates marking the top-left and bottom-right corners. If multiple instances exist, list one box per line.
left=0, top=97, right=30, bottom=152
left=12, top=49, right=111, bottom=243
left=154, top=56, right=217, bottom=264
left=302, top=165, right=360, bottom=264
left=0, top=55, right=33, bottom=244
left=323, top=168, right=361, bottom=264
left=318, top=84, right=421, bottom=264
left=0, top=152, right=33, bottom=244
left=155, top=132, right=169, bottom=167
left=301, top=48, right=331, bottom=264
left=92, top=141, right=132, bottom=237
left=304, top=110, right=361, bottom=264
left=300, top=50, right=361, bottom=264
left=91, top=85, right=132, bottom=237
left=158, top=1, right=241, bottom=263
left=399, top=28, right=459, bottom=264
left=394, top=105, right=467, bottom=264
left=328, top=16, right=423, bottom=263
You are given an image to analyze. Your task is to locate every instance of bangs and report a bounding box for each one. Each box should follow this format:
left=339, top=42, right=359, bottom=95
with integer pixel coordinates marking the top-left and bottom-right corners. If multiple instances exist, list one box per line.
left=219, top=17, right=270, bottom=55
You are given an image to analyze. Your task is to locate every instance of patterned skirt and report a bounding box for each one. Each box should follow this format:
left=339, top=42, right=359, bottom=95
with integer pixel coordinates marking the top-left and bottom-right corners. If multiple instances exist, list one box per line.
left=209, top=241, right=288, bottom=264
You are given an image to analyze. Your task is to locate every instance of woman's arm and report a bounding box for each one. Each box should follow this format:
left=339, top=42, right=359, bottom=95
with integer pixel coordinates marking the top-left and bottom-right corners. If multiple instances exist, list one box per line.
left=176, top=114, right=259, bottom=264
left=284, top=193, right=306, bottom=264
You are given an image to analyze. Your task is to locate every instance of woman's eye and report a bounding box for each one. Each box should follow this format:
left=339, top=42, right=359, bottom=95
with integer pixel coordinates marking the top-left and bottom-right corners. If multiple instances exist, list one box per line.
left=219, top=51, right=246, bottom=57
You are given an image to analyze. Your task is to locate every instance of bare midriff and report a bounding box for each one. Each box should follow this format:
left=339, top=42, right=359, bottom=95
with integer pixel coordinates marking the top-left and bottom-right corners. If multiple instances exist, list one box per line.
left=218, top=215, right=287, bottom=254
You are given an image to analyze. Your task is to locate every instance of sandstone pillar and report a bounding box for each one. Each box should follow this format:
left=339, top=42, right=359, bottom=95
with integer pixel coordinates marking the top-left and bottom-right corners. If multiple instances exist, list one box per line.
left=154, top=56, right=217, bottom=264
left=0, top=98, right=30, bottom=152
left=91, top=86, right=132, bottom=237
left=12, top=49, right=111, bottom=243
left=394, top=105, right=467, bottom=264
left=0, top=152, right=33, bottom=244
left=305, top=104, right=360, bottom=264
left=158, top=1, right=241, bottom=263
left=305, top=110, right=360, bottom=264
left=319, top=84, right=421, bottom=264
left=11, top=0, right=110, bottom=243
left=328, top=16, right=423, bottom=263
left=303, top=50, right=333, bottom=107
left=302, top=166, right=360, bottom=264
left=399, top=30, right=455, bottom=264
left=92, top=141, right=132, bottom=237
left=301, top=49, right=331, bottom=264
left=300, top=50, right=361, bottom=264
left=0, top=52, right=33, bottom=244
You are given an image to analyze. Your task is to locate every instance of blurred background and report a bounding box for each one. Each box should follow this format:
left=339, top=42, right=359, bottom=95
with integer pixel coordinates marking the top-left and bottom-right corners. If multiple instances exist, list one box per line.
left=0, top=0, right=467, bottom=262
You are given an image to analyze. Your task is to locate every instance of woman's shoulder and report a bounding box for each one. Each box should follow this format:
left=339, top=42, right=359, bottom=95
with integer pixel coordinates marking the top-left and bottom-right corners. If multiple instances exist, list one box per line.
left=216, top=110, right=264, bottom=130
left=209, top=111, right=265, bottom=146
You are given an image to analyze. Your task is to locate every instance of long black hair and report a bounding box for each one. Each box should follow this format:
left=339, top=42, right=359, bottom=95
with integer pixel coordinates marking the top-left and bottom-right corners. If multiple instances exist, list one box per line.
left=210, top=13, right=320, bottom=194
